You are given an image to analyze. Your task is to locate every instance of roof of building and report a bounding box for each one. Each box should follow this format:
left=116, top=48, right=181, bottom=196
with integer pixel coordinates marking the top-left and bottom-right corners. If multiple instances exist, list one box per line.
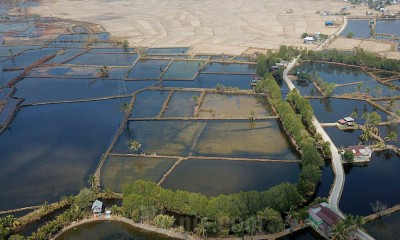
left=344, top=117, right=354, bottom=122
left=304, top=37, right=315, bottom=41
left=92, top=200, right=103, bottom=211
left=338, top=119, right=346, bottom=124
left=348, top=145, right=372, bottom=157
left=316, top=205, right=341, bottom=226
left=309, top=202, right=340, bottom=228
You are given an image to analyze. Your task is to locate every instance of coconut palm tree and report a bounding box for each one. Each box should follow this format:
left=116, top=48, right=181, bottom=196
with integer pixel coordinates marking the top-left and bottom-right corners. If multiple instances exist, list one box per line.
left=231, top=222, right=246, bottom=239
left=360, top=127, right=372, bottom=146
left=194, top=218, right=208, bottom=238
left=365, top=87, right=370, bottom=96
left=385, top=131, right=398, bottom=146
left=87, top=174, right=98, bottom=192
left=387, top=98, right=395, bottom=111
left=389, top=85, right=396, bottom=98
left=120, top=102, right=130, bottom=116
left=375, top=85, right=382, bottom=97
left=244, top=216, right=260, bottom=236
left=248, top=109, right=256, bottom=122
left=129, top=140, right=142, bottom=153
left=355, top=83, right=363, bottom=94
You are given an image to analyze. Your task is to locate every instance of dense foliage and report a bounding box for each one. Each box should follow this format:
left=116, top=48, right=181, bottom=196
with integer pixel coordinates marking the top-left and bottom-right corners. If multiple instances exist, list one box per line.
left=255, top=74, right=325, bottom=198
left=301, top=48, right=400, bottom=72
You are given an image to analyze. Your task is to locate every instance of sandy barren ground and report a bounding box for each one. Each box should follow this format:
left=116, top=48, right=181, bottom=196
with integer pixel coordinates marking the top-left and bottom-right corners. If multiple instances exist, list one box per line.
left=31, top=0, right=348, bottom=55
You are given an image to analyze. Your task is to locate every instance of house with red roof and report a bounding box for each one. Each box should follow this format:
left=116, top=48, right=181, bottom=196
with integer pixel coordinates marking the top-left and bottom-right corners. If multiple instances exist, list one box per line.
left=308, top=202, right=341, bottom=237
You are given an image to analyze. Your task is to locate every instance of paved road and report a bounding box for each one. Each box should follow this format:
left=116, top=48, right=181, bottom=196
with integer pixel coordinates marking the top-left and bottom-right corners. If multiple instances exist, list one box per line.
left=282, top=57, right=375, bottom=240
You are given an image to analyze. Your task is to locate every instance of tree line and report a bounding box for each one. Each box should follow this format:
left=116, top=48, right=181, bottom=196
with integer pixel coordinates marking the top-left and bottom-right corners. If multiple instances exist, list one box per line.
left=301, top=48, right=400, bottom=72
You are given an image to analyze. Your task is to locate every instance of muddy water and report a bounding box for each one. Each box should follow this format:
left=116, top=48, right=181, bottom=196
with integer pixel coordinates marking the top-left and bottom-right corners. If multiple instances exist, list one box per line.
left=102, top=156, right=177, bottom=192
left=198, top=93, right=274, bottom=118
left=55, top=221, right=178, bottom=240
left=161, top=159, right=300, bottom=196
left=113, top=120, right=299, bottom=160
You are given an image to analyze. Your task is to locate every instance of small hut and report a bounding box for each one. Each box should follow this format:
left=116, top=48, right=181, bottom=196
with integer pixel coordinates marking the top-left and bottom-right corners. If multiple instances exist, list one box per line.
left=91, top=200, right=103, bottom=217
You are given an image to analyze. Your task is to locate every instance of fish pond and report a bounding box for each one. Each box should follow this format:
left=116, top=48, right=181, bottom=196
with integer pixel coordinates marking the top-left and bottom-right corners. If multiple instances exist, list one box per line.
left=309, top=98, right=388, bottom=124
left=112, top=120, right=300, bottom=160
left=0, top=99, right=124, bottom=210
left=161, top=159, right=300, bottom=196
left=340, top=150, right=400, bottom=216
left=340, top=19, right=372, bottom=39
left=198, top=93, right=274, bottom=118
left=55, top=220, right=178, bottom=240
left=364, top=211, right=400, bottom=240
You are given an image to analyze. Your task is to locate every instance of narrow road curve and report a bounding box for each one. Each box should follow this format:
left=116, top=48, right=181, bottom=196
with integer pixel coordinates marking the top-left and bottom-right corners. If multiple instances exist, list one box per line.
left=282, top=57, right=375, bottom=240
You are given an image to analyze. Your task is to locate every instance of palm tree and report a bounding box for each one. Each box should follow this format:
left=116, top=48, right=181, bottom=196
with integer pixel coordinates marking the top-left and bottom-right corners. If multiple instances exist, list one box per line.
left=257, top=207, right=283, bottom=233
left=360, top=127, right=372, bottom=146
left=389, top=85, right=396, bottom=98
left=231, top=222, right=246, bottom=239
left=385, top=131, right=398, bottom=146
left=365, top=87, right=370, bottom=96
left=194, top=218, right=208, bottom=238
left=387, top=98, right=395, bottom=111
left=350, top=111, right=358, bottom=119
left=244, top=216, right=260, bottom=236
left=248, top=109, right=256, bottom=122
left=355, top=83, right=363, bottom=94
left=129, top=140, right=142, bottom=153
left=120, top=102, right=130, bottom=116
left=331, top=222, right=347, bottom=240
left=87, top=174, right=98, bottom=192
left=375, top=85, right=382, bottom=97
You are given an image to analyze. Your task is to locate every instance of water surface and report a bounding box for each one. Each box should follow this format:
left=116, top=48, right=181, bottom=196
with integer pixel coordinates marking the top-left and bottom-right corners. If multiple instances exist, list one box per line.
left=0, top=99, right=124, bottom=210
left=55, top=221, right=178, bottom=240
left=161, top=159, right=300, bottom=196
left=340, top=150, right=400, bottom=216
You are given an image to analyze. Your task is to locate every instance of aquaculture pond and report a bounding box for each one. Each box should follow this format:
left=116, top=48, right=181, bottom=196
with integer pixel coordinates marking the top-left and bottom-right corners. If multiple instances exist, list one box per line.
left=198, top=93, right=274, bottom=118
left=112, top=120, right=300, bottom=160
left=293, top=79, right=323, bottom=97
left=375, top=19, right=400, bottom=38
left=161, top=159, right=300, bottom=196
left=295, top=62, right=373, bottom=85
left=339, top=19, right=371, bottom=39
left=29, top=66, right=100, bottom=78
left=374, top=99, right=400, bottom=112
left=130, top=90, right=170, bottom=118
left=378, top=124, right=400, bottom=148
left=203, top=62, right=256, bottom=74
left=277, top=227, right=324, bottom=240
left=162, top=60, right=202, bottom=80
left=323, top=127, right=362, bottom=148
left=146, top=47, right=189, bottom=55
left=333, top=80, right=399, bottom=98
left=101, top=156, right=177, bottom=192
left=309, top=98, right=388, bottom=124
left=162, top=91, right=199, bottom=118
left=55, top=220, right=178, bottom=240
left=66, top=53, right=138, bottom=66
left=163, top=73, right=253, bottom=90
left=0, top=99, right=124, bottom=210
left=339, top=150, right=400, bottom=216
left=15, top=78, right=156, bottom=104
left=46, top=49, right=85, bottom=64
left=127, top=59, right=171, bottom=79
left=364, top=211, right=400, bottom=240
left=0, top=48, right=59, bottom=68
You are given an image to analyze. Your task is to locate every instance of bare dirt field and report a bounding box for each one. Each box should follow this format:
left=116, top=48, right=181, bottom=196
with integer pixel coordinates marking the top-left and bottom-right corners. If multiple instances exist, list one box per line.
left=30, top=0, right=400, bottom=57
left=31, top=0, right=348, bottom=55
